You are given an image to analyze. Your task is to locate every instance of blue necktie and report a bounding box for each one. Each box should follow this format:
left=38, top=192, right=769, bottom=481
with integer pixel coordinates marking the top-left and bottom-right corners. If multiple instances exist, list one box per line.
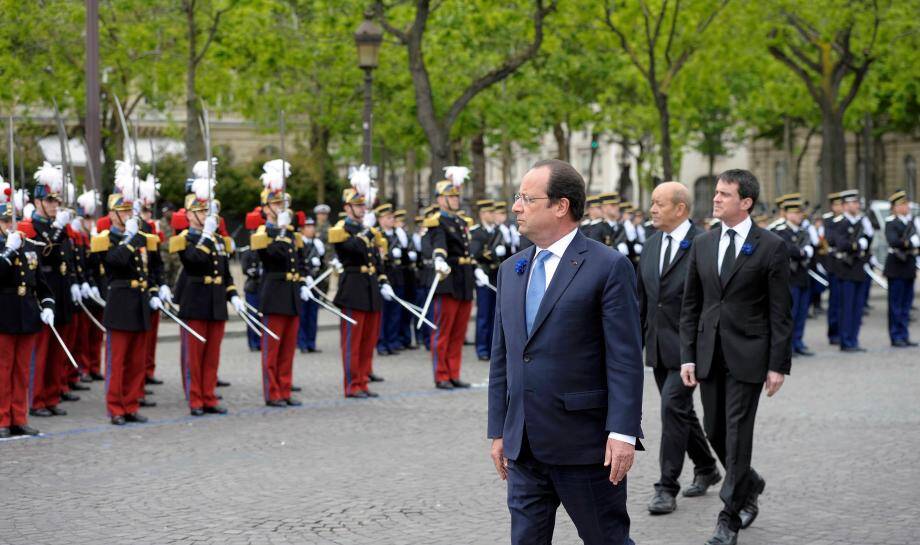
left=526, top=250, right=552, bottom=335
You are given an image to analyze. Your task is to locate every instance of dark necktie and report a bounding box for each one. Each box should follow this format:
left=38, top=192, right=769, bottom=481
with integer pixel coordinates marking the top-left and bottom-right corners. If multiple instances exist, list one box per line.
left=720, top=228, right=736, bottom=284
left=661, top=235, right=672, bottom=274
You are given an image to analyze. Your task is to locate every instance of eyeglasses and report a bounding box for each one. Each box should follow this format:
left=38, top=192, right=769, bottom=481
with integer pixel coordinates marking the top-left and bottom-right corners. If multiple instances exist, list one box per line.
left=513, top=193, right=550, bottom=206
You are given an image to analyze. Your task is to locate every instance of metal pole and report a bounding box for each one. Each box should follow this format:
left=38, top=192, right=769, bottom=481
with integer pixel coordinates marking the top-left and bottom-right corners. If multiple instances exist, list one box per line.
left=8, top=116, right=16, bottom=230
left=279, top=110, right=287, bottom=208
left=85, top=0, right=101, bottom=194
left=362, top=67, right=373, bottom=166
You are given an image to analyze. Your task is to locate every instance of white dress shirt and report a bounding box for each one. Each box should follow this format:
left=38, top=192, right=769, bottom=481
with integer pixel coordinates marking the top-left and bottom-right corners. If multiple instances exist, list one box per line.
left=659, top=219, right=692, bottom=274
left=717, top=215, right=753, bottom=272
left=528, top=226, right=636, bottom=446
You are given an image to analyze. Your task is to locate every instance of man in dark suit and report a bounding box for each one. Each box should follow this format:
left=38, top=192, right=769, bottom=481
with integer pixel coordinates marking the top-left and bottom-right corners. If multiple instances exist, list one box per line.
left=638, top=182, right=719, bottom=516
left=488, top=159, right=644, bottom=545
left=680, top=169, right=792, bottom=545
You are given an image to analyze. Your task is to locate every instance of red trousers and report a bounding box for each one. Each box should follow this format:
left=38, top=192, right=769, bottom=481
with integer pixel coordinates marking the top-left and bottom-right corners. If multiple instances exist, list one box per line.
left=431, top=295, right=473, bottom=383
left=31, top=321, right=76, bottom=410
left=105, top=329, right=147, bottom=417
left=145, top=312, right=160, bottom=379
left=64, top=313, right=89, bottom=386
left=340, top=309, right=381, bottom=396
left=180, top=320, right=226, bottom=410
left=0, top=333, right=38, bottom=427
left=83, top=308, right=104, bottom=376
left=261, top=314, right=299, bottom=402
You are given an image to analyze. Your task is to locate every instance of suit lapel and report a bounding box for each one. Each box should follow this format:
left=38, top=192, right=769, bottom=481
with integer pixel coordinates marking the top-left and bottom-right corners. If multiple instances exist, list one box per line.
left=722, top=225, right=761, bottom=289
left=649, top=232, right=663, bottom=283
left=660, top=224, right=699, bottom=280
left=516, top=245, right=536, bottom=341
left=707, top=230, right=722, bottom=293
left=526, top=231, right=587, bottom=343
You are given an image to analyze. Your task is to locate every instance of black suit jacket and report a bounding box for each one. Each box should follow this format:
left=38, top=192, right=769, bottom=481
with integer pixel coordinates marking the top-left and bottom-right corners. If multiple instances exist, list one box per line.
left=679, top=223, right=792, bottom=384
left=638, top=223, right=701, bottom=370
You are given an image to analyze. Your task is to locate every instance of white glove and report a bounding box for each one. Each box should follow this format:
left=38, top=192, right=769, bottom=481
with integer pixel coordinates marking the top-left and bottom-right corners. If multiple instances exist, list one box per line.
left=230, top=295, right=246, bottom=314
left=331, top=257, right=344, bottom=273
left=124, top=217, right=140, bottom=237
left=380, top=283, right=395, bottom=301
left=869, top=255, right=882, bottom=269
left=434, top=257, right=451, bottom=276
left=911, top=234, right=920, bottom=248
left=4, top=231, right=22, bottom=252
left=277, top=211, right=291, bottom=228
left=52, top=209, right=72, bottom=229
left=70, top=218, right=83, bottom=233
left=408, top=250, right=418, bottom=262
left=303, top=275, right=315, bottom=291
left=494, top=245, right=506, bottom=257
left=617, top=242, right=629, bottom=254
left=311, top=256, right=321, bottom=267
left=80, top=282, right=93, bottom=299
left=70, top=283, right=83, bottom=303
left=474, top=268, right=489, bottom=287
left=803, top=245, right=814, bottom=259
left=313, top=238, right=325, bottom=256
left=149, top=296, right=162, bottom=310
left=857, top=237, right=868, bottom=250
left=392, top=247, right=402, bottom=259
left=299, top=285, right=312, bottom=302
left=633, top=243, right=643, bottom=255
left=91, top=286, right=102, bottom=302
left=159, top=285, right=173, bottom=305
left=41, top=308, right=55, bottom=325
left=202, top=216, right=218, bottom=238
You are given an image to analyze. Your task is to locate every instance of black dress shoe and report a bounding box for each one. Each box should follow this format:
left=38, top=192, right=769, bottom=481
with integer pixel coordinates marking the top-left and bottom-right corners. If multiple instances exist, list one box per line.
left=477, top=355, right=490, bottom=361
left=216, top=394, right=223, bottom=400
left=892, top=340, right=918, bottom=347
left=145, top=377, right=164, bottom=385
left=705, top=522, right=737, bottom=545
left=829, top=337, right=840, bottom=345
left=70, top=382, right=90, bottom=391
left=80, top=374, right=93, bottom=383
left=450, top=379, right=471, bottom=388
left=144, top=389, right=154, bottom=396
left=841, top=346, right=866, bottom=353
left=647, top=491, right=677, bottom=514
left=90, top=372, right=105, bottom=381
left=307, top=347, right=322, bottom=353
left=0, top=428, right=10, bottom=439
left=265, top=399, right=286, bottom=407
left=364, top=390, right=380, bottom=398
left=403, top=345, right=418, bottom=351
left=793, top=348, right=814, bottom=356
left=739, top=479, right=765, bottom=529
left=216, top=379, right=231, bottom=387
left=190, top=408, right=205, bottom=417
left=346, top=391, right=369, bottom=399
left=683, top=471, right=722, bottom=497
left=291, top=385, right=303, bottom=392
left=111, top=415, right=126, bottom=426
left=30, top=408, right=53, bottom=417
left=139, top=399, right=157, bottom=407
left=435, top=381, right=454, bottom=390
left=368, top=373, right=385, bottom=383
left=49, top=406, right=67, bottom=416
left=11, top=425, right=40, bottom=436
left=285, top=397, right=303, bottom=407
left=124, top=413, right=148, bottom=423
left=60, top=392, right=80, bottom=402
left=204, top=405, right=228, bottom=414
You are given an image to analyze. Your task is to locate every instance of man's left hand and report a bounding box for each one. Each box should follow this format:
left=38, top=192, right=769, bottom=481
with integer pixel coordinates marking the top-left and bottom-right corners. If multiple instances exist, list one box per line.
left=765, top=371, right=785, bottom=397
left=603, top=437, right=634, bottom=485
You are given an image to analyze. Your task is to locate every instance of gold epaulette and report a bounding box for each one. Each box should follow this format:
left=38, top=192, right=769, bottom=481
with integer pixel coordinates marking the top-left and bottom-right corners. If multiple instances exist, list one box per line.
left=423, top=214, right=440, bottom=228
left=373, top=228, right=388, bottom=252
left=328, top=220, right=349, bottom=244
left=168, top=231, right=188, bottom=254
left=142, top=232, right=159, bottom=252
left=462, top=215, right=474, bottom=227
left=90, top=231, right=111, bottom=253
left=250, top=225, right=270, bottom=251
left=223, top=236, right=235, bottom=254
left=294, top=234, right=304, bottom=249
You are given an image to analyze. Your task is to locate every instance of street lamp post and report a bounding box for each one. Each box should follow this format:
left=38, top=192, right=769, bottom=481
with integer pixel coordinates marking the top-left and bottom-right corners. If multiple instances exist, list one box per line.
left=355, top=11, right=383, bottom=169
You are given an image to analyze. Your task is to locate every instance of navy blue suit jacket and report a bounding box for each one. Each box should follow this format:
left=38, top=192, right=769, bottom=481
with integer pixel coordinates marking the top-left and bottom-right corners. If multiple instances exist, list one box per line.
left=487, top=229, right=645, bottom=466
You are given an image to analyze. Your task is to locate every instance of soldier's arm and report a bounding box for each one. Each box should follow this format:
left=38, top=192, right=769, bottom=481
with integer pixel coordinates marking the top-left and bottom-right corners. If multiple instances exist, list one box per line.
left=886, top=221, right=907, bottom=250
left=104, top=233, right=147, bottom=268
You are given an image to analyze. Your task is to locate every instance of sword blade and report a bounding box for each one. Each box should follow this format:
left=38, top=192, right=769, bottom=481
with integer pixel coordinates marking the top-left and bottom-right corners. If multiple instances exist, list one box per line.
left=417, top=274, right=440, bottom=330
left=49, top=323, right=79, bottom=369
left=160, top=306, right=207, bottom=342
left=78, top=300, right=106, bottom=332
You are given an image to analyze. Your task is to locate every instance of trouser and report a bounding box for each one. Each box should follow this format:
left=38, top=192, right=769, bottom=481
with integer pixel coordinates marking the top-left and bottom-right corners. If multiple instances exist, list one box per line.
left=861, top=277, right=871, bottom=309
left=340, top=308, right=381, bottom=396
left=888, top=277, right=914, bottom=343
left=31, top=320, right=75, bottom=410
left=507, top=430, right=633, bottom=545
left=105, top=329, right=148, bottom=417
left=653, top=364, right=717, bottom=495
left=83, top=307, right=104, bottom=375
left=790, top=284, right=811, bottom=351
left=700, top=344, right=765, bottom=532
left=397, top=285, right=413, bottom=348
left=180, top=320, right=226, bottom=410
left=377, top=288, right=403, bottom=353
left=297, top=296, right=319, bottom=351
left=809, top=274, right=826, bottom=309
left=839, top=278, right=868, bottom=349
left=245, top=292, right=261, bottom=351
left=826, top=273, right=840, bottom=341
left=145, top=312, right=160, bottom=380
left=66, top=312, right=89, bottom=383
left=431, top=295, right=473, bottom=383
left=415, top=286, right=431, bottom=349
left=0, top=333, right=38, bottom=428
left=260, top=314, right=299, bottom=403
left=475, top=285, right=496, bottom=358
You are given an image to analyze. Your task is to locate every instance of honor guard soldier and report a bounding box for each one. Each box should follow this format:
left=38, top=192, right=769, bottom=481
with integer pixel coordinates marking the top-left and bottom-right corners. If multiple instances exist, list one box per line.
left=821, top=192, right=844, bottom=344
left=251, top=160, right=308, bottom=407
left=137, top=175, right=170, bottom=389
left=0, top=182, right=55, bottom=437
left=470, top=199, right=506, bottom=361
left=412, top=208, right=434, bottom=350
left=827, top=189, right=872, bottom=352
left=393, top=209, right=418, bottom=350
left=27, top=162, right=79, bottom=417
left=621, top=201, right=643, bottom=266
left=773, top=199, right=816, bottom=356
left=580, top=195, right=604, bottom=242
left=68, top=191, right=103, bottom=386
left=883, top=190, right=918, bottom=347
left=91, top=178, right=161, bottom=425
left=426, top=166, right=475, bottom=390
left=329, top=166, right=395, bottom=397
left=242, top=206, right=265, bottom=352
left=169, top=176, right=244, bottom=416
left=296, top=212, right=324, bottom=353
left=374, top=203, right=404, bottom=357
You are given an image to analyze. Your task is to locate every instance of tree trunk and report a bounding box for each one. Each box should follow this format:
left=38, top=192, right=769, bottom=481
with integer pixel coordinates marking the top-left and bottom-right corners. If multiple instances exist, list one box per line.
left=403, top=148, right=417, bottom=221
left=185, top=5, right=203, bottom=176
left=782, top=116, right=794, bottom=193
left=501, top=136, right=513, bottom=202
left=655, top=93, right=673, bottom=182
left=377, top=144, right=387, bottom=204
left=429, top=135, right=450, bottom=189
left=471, top=130, right=486, bottom=204
left=553, top=122, right=569, bottom=162
left=872, top=127, right=886, bottom=198
left=307, top=122, right=330, bottom=205
left=819, top=106, right=848, bottom=194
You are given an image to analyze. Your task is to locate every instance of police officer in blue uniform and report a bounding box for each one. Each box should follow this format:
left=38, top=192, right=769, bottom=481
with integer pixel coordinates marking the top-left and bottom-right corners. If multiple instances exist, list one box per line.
left=773, top=198, right=816, bottom=356
left=827, top=189, right=872, bottom=352
left=883, top=190, right=918, bottom=347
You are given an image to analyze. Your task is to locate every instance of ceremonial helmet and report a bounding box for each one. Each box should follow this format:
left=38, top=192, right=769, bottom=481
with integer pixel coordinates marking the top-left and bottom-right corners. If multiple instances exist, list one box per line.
left=259, top=159, right=290, bottom=206
left=344, top=164, right=372, bottom=206
left=32, top=162, right=64, bottom=201
left=435, top=166, right=469, bottom=197
left=0, top=177, right=28, bottom=220
left=76, top=190, right=100, bottom=218
left=108, top=160, right=140, bottom=212
left=888, top=189, right=908, bottom=206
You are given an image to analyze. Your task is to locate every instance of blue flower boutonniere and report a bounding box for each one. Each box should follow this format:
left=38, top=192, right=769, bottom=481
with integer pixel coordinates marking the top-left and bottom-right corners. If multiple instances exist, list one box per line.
left=741, top=242, right=755, bottom=256
left=515, top=258, right=528, bottom=275
left=679, top=239, right=691, bottom=250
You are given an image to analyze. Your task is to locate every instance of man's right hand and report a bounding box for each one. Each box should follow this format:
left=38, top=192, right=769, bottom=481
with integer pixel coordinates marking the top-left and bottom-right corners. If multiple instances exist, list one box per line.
left=680, top=363, right=698, bottom=387
left=490, top=438, right=508, bottom=481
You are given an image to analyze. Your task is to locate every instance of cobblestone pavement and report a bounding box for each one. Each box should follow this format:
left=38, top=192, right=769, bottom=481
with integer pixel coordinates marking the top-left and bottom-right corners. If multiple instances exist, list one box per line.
left=1, top=291, right=919, bottom=545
